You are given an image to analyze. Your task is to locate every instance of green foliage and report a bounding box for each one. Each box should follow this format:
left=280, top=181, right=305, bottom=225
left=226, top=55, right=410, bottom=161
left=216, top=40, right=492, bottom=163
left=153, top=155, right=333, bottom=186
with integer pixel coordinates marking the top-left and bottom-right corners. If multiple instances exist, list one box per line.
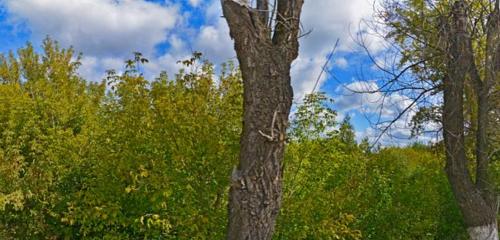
left=290, top=93, right=337, bottom=141
left=357, top=147, right=467, bottom=239
left=338, top=115, right=356, bottom=147
left=276, top=94, right=466, bottom=239
left=0, top=40, right=242, bottom=239
left=381, top=1, right=500, bottom=233
left=0, top=40, right=471, bottom=239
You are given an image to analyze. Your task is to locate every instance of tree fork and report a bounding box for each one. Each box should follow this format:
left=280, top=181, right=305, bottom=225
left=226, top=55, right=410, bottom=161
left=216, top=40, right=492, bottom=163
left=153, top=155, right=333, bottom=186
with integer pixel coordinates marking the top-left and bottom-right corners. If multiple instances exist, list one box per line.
left=221, top=0, right=304, bottom=239
left=442, top=1, right=498, bottom=239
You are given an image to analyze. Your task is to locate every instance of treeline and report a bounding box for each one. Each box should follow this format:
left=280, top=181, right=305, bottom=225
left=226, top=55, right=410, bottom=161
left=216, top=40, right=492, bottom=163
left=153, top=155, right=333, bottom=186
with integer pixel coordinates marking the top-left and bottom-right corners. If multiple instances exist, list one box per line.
left=0, top=39, right=488, bottom=239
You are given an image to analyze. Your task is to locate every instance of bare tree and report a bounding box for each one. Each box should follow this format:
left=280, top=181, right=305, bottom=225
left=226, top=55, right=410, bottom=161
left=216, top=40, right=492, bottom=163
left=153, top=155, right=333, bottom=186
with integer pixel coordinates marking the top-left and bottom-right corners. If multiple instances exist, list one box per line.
left=220, top=0, right=304, bottom=239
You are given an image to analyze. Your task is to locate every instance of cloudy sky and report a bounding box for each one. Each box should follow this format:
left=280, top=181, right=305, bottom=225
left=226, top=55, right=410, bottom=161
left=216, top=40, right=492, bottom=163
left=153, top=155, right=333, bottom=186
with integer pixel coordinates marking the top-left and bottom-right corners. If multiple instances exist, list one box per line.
left=0, top=0, right=438, bottom=146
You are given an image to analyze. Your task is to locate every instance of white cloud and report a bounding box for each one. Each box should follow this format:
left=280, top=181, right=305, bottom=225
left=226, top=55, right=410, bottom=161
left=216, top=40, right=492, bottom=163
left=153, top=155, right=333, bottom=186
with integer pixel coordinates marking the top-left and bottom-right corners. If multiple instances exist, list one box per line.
left=165, top=0, right=381, bottom=100
left=300, top=0, right=376, bottom=54
left=335, top=81, right=383, bottom=112
left=144, top=52, right=191, bottom=80
left=2, top=0, right=382, bottom=93
left=194, top=18, right=235, bottom=64
left=134, top=34, right=189, bottom=80
left=78, top=56, right=128, bottom=81
left=142, top=2, right=235, bottom=80
left=358, top=121, right=440, bottom=147
left=2, top=0, right=185, bottom=81
left=334, top=81, right=415, bottom=118
left=188, top=0, right=202, bottom=7
left=78, top=56, right=100, bottom=81
left=334, top=57, right=349, bottom=69
left=4, top=0, right=179, bottom=57
left=371, top=55, right=395, bottom=71
left=291, top=0, right=382, bottom=101
left=133, top=0, right=235, bottom=81
left=291, top=55, right=330, bottom=101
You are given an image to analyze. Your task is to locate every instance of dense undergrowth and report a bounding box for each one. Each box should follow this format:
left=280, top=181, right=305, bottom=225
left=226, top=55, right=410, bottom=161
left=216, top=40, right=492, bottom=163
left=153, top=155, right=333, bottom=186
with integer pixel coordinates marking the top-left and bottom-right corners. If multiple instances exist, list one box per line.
left=0, top=39, right=493, bottom=239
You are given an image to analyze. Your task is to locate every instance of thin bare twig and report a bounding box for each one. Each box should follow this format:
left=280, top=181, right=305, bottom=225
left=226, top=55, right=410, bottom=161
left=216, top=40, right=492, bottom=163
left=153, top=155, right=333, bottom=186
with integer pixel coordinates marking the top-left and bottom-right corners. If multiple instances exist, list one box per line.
left=311, top=39, right=340, bottom=94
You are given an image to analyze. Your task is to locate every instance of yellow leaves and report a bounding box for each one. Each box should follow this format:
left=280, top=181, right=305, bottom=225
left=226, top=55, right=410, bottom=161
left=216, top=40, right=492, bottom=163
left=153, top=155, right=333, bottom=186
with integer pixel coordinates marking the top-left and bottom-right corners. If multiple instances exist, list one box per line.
left=162, top=189, right=172, bottom=198
left=138, top=214, right=172, bottom=234
left=0, top=40, right=243, bottom=238
left=0, top=190, right=25, bottom=211
left=126, top=165, right=150, bottom=194
left=344, top=213, right=355, bottom=222
left=139, top=171, right=149, bottom=178
left=319, top=213, right=362, bottom=240
left=60, top=217, right=75, bottom=226
left=139, top=164, right=149, bottom=178
left=125, top=186, right=134, bottom=194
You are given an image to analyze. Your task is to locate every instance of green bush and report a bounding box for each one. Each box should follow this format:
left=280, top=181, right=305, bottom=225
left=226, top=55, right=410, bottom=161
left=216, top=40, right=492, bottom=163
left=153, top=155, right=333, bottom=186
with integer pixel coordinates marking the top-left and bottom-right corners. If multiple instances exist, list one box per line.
left=0, top=40, right=474, bottom=239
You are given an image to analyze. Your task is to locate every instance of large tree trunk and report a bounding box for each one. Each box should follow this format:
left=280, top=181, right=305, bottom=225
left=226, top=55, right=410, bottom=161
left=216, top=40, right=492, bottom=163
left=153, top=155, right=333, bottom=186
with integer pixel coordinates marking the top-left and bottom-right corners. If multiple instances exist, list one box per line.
left=442, top=2, right=499, bottom=239
left=221, top=1, right=304, bottom=239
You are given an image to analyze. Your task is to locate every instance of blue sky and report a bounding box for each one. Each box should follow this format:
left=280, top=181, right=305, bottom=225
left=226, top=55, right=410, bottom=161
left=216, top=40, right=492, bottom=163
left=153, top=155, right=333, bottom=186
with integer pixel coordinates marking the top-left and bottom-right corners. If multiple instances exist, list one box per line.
left=0, top=0, right=439, bottom=146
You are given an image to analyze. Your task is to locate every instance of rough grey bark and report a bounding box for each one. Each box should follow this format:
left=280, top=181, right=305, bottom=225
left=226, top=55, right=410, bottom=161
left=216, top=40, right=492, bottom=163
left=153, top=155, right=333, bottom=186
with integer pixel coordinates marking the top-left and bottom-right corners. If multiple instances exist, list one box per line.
left=441, top=1, right=499, bottom=239
left=480, top=0, right=500, bottom=198
left=468, top=224, right=499, bottom=240
left=221, top=0, right=304, bottom=239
